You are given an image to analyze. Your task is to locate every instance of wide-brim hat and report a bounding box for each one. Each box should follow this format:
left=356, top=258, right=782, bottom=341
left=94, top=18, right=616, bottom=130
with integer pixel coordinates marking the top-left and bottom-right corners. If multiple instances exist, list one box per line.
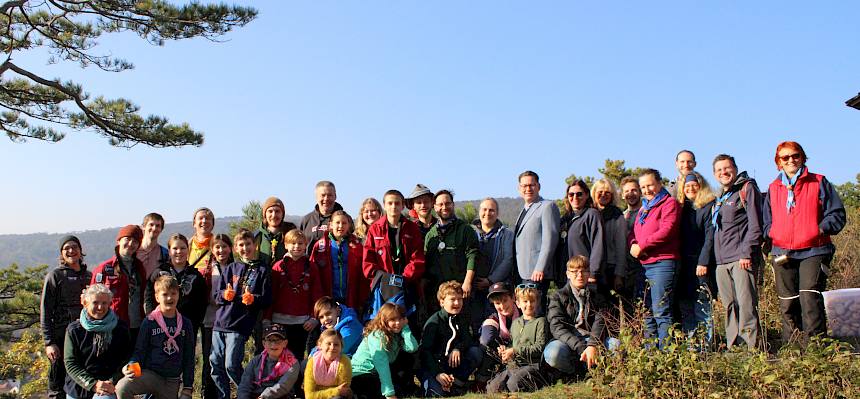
left=405, top=184, right=433, bottom=209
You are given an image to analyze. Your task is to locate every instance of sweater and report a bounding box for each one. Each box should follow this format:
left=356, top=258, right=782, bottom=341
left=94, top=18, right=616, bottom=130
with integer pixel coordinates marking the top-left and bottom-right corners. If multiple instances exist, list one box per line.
left=144, top=263, right=209, bottom=330
left=63, top=318, right=131, bottom=398
left=424, top=218, right=480, bottom=285
left=214, top=257, right=272, bottom=336
left=630, top=194, right=681, bottom=265
left=41, top=263, right=91, bottom=346
left=237, top=351, right=301, bottom=399
left=266, top=256, right=323, bottom=323
left=419, top=309, right=475, bottom=377
left=351, top=325, right=419, bottom=397
left=131, top=313, right=195, bottom=387
left=303, top=353, right=352, bottom=399
left=508, top=316, right=549, bottom=367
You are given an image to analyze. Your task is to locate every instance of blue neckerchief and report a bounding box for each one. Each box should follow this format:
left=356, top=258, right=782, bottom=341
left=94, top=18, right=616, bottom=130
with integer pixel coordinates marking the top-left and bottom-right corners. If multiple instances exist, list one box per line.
left=79, top=309, right=118, bottom=356
left=779, top=167, right=804, bottom=213
left=711, top=191, right=733, bottom=231
left=638, top=188, right=670, bottom=225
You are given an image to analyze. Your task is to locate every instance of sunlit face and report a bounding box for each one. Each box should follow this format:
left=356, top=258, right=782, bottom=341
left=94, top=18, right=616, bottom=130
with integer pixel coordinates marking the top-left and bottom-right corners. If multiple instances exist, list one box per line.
left=676, top=151, right=696, bottom=175
left=116, top=236, right=140, bottom=257
left=412, top=195, right=433, bottom=218
left=265, top=206, right=284, bottom=228
left=479, top=199, right=498, bottom=227
left=622, top=182, right=641, bottom=206
left=361, top=204, right=381, bottom=225
left=778, top=148, right=804, bottom=176
left=61, top=241, right=82, bottom=266
left=263, top=336, right=287, bottom=358
left=85, top=293, right=111, bottom=320
left=317, top=306, right=341, bottom=329
left=491, top=295, right=516, bottom=317
left=286, top=240, right=306, bottom=259
left=235, top=238, right=256, bottom=260
left=518, top=175, right=540, bottom=204
left=567, top=185, right=589, bottom=211
left=439, top=293, right=463, bottom=315
left=143, top=220, right=163, bottom=241
left=169, top=240, right=189, bottom=267
left=330, top=215, right=350, bottom=240
left=594, top=186, right=614, bottom=208
left=567, top=268, right=590, bottom=290
left=319, top=336, right=343, bottom=363
left=713, top=159, right=738, bottom=188
left=639, top=174, right=662, bottom=201
left=316, top=186, right=337, bottom=215
left=194, top=211, right=214, bottom=236
left=516, top=296, right=538, bottom=318
left=434, top=194, right=455, bottom=221
left=385, top=314, right=406, bottom=333
left=156, top=288, right=179, bottom=312
left=383, top=194, right=404, bottom=219
left=684, top=180, right=700, bottom=202
left=212, top=240, right=232, bottom=264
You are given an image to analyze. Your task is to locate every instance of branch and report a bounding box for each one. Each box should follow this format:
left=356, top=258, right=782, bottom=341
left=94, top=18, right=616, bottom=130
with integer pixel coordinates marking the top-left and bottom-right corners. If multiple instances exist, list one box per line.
left=0, top=1, right=25, bottom=14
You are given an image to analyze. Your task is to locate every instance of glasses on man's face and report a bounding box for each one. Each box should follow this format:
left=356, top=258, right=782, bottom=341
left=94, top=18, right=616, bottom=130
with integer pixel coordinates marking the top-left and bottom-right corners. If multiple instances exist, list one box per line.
left=567, top=270, right=587, bottom=277
left=779, top=153, right=802, bottom=162
left=567, top=192, right=585, bottom=198
left=517, top=283, right=538, bottom=289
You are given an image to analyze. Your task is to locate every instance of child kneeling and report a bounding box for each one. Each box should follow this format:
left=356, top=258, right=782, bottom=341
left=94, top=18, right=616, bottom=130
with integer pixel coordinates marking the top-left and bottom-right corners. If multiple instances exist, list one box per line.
left=237, top=324, right=301, bottom=399
left=304, top=329, right=352, bottom=399
left=487, top=284, right=549, bottom=393
left=116, top=276, right=195, bottom=399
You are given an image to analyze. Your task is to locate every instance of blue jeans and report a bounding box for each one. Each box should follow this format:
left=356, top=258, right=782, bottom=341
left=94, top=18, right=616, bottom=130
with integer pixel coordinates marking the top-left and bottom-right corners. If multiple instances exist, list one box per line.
left=210, top=331, right=248, bottom=399
left=543, top=337, right=620, bottom=374
left=643, top=260, right=676, bottom=349
left=678, top=276, right=714, bottom=346
left=421, top=346, right=482, bottom=396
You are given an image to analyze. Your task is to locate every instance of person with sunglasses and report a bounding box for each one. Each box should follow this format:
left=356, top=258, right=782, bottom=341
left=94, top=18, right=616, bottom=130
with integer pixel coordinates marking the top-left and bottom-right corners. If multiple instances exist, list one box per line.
left=763, top=141, right=846, bottom=345
left=556, top=179, right=605, bottom=290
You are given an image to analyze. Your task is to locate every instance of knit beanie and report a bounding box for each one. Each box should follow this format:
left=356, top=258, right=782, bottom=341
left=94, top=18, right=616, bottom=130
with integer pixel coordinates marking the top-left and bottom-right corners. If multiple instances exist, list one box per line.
left=262, top=197, right=285, bottom=217
left=59, top=235, right=81, bottom=252
left=116, top=224, right=143, bottom=242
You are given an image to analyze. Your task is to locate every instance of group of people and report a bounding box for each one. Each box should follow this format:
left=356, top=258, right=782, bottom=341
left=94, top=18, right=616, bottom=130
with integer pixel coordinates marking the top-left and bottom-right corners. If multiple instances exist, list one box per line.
left=39, top=140, right=847, bottom=399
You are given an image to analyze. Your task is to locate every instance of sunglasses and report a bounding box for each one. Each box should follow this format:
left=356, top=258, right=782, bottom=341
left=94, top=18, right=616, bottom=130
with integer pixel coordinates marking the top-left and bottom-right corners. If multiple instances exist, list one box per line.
left=567, top=192, right=585, bottom=198
left=779, top=153, right=802, bottom=162
left=517, top=283, right=539, bottom=289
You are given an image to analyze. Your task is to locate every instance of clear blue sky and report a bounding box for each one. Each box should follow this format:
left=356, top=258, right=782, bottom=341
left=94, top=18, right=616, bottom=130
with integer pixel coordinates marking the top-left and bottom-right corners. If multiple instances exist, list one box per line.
left=1, top=1, right=858, bottom=234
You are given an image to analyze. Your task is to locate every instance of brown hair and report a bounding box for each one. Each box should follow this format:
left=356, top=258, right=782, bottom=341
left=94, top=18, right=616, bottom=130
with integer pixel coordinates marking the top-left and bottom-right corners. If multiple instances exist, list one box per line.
left=437, top=280, right=464, bottom=302
left=566, top=255, right=590, bottom=273
left=712, top=154, right=737, bottom=170
left=313, top=296, right=340, bottom=319
left=518, top=170, right=540, bottom=183
left=142, top=212, right=165, bottom=227
left=620, top=175, right=639, bottom=188
left=383, top=190, right=404, bottom=201
left=154, top=274, right=180, bottom=294
left=284, top=229, right=307, bottom=245
left=167, top=233, right=188, bottom=249
left=564, top=179, right=594, bottom=213
left=317, top=329, right=344, bottom=348
left=233, top=228, right=255, bottom=245
left=363, top=303, right=406, bottom=350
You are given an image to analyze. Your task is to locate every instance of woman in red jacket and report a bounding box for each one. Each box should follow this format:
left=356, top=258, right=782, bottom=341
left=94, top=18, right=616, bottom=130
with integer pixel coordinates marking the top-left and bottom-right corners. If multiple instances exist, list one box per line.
left=763, top=141, right=846, bottom=344
left=629, top=169, right=681, bottom=349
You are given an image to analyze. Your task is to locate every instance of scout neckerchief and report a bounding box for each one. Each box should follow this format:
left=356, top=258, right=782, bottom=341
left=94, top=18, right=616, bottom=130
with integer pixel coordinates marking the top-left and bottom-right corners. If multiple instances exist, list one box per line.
left=256, top=348, right=297, bottom=385
left=779, top=166, right=804, bottom=213
left=282, top=257, right=311, bottom=294
left=149, top=307, right=183, bottom=355
left=711, top=191, right=734, bottom=232
left=638, top=188, right=669, bottom=225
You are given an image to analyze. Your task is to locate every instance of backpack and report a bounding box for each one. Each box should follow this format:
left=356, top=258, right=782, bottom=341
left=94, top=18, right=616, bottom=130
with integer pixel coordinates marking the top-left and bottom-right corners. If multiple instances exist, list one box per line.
left=363, top=271, right=415, bottom=323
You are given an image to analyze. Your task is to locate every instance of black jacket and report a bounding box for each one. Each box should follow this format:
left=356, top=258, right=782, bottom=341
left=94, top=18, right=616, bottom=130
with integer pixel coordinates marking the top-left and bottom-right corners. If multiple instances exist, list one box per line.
left=700, top=172, right=764, bottom=266
left=144, top=263, right=208, bottom=330
left=41, top=263, right=91, bottom=345
left=547, top=283, right=607, bottom=355
left=420, top=309, right=475, bottom=377
left=63, top=318, right=131, bottom=398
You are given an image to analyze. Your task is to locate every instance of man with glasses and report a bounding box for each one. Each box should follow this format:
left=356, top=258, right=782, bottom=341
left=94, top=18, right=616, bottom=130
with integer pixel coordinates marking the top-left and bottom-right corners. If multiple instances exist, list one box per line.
left=513, top=170, right=560, bottom=314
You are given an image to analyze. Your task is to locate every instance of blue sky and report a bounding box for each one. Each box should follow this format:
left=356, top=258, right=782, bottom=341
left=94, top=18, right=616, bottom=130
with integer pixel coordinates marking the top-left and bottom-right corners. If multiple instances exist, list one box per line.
left=1, top=1, right=858, bottom=234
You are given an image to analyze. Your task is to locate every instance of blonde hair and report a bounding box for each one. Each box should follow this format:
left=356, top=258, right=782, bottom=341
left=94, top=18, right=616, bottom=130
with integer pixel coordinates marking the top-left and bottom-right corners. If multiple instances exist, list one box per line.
left=154, top=275, right=180, bottom=294
left=591, top=178, right=618, bottom=208
left=437, top=280, right=464, bottom=302
left=317, top=329, right=344, bottom=348
left=515, top=286, right=539, bottom=302
left=284, top=229, right=307, bottom=245
left=677, top=171, right=716, bottom=209
left=354, top=197, right=382, bottom=239
left=566, top=255, right=590, bottom=273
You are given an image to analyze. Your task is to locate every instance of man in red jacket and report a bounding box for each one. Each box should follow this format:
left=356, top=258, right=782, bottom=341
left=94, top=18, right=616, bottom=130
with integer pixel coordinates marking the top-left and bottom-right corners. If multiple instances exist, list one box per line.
left=91, top=224, right=146, bottom=343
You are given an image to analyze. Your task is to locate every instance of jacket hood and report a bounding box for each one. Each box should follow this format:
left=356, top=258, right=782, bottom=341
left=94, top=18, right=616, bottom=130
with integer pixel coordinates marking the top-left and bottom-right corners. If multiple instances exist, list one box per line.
left=334, top=303, right=359, bottom=330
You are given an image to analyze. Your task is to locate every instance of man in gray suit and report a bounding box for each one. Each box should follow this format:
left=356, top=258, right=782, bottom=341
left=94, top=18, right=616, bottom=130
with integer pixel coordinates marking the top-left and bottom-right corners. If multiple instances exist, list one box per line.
left=514, top=170, right=561, bottom=313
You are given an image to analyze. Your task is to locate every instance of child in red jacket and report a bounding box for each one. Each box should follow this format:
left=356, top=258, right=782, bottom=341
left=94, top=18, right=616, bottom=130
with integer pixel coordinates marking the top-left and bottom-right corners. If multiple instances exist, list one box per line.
left=309, top=210, right=370, bottom=314
left=266, top=230, right=323, bottom=358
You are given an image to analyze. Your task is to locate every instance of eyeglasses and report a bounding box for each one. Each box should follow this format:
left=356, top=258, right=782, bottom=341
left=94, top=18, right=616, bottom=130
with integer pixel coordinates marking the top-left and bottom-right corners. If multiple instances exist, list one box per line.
left=567, top=270, right=588, bottom=276
left=567, top=192, right=585, bottom=198
left=516, top=283, right=538, bottom=289
left=779, top=153, right=802, bottom=162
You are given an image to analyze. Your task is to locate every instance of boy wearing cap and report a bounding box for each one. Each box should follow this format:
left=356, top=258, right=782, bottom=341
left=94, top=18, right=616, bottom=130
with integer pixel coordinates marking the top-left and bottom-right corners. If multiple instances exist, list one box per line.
left=406, top=183, right=437, bottom=238
left=475, top=282, right=518, bottom=383
left=256, top=196, right=297, bottom=262
left=487, top=284, right=549, bottom=393
left=91, top=225, right=147, bottom=343
left=41, top=235, right=92, bottom=399
left=237, top=324, right=301, bottom=399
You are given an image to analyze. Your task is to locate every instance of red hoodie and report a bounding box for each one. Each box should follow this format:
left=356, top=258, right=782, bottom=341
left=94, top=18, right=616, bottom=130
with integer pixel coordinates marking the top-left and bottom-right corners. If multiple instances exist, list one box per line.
left=630, top=194, right=681, bottom=265
left=362, top=217, right=425, bottom=283
left=90, top=255, right=146, bottom=324
left=266, top=256, right=323, bottom=320
left=309, top=234, right=370, bottom=311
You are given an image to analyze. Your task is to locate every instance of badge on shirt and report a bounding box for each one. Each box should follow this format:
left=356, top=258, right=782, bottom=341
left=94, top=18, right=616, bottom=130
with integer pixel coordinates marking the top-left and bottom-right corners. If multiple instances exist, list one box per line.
left=317, top=239, right=326, bottom=252
left=561, top=231, right=568, bottom=239
left=438, top=241, right=446, bottom=250
left=95, top=273, right=103, bottom=283
left=378, top=249, right=384, bottom=256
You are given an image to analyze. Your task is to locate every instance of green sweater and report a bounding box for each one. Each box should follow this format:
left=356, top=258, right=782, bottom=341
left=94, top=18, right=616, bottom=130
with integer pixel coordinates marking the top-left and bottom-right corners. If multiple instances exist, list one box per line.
left=424, top=218, right=479, bottom=283
left=351, top=325, right=418, bottom=397
left=509, top=316, right=549, bottom=367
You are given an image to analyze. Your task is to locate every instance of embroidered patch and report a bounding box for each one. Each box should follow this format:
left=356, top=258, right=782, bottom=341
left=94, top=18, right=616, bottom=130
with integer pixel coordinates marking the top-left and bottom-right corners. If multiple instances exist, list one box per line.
left=95, top=273, right=103, bottom=283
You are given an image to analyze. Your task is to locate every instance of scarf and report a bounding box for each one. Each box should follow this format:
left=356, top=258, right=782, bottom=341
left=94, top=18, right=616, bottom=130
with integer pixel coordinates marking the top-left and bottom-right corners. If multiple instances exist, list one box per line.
left=436, top=216, right=457, bottom=236
left=497, top=307, right=520, bottom=341
left=192, top=235, right=211, bottom=250
left=312, top=351, right=340, bottom=387
left=711, top=191, right=733, bottom=231
left=779, top=167, right=804, bottom=213
left=638, top=188, right=670, bottom=225
left=148, top=308, right=183, bottom=355
left=256, top=349, right=298, bottom=385
left=80, top=309, right=118, bottom=356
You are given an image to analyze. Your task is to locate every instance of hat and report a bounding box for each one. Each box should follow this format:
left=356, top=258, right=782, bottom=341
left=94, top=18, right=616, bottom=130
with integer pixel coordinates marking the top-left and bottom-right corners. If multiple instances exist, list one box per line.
left=684, top=173, right=698, bottom=184
left=487, top=281, right=513, bottom=299
left=59, top=235, right=81, bottom=252
left=264, top=323, right=287, bottom=340
left=405, top=184, right=432, bottom=209
left=262, top=197, right=285, bottom=215
left=116, top=225, right=143, bottom=242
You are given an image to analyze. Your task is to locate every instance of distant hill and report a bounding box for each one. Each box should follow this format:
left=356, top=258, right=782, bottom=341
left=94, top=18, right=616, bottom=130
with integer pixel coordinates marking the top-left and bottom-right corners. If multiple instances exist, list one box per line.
left=0, top=197, right=528, bottom=268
